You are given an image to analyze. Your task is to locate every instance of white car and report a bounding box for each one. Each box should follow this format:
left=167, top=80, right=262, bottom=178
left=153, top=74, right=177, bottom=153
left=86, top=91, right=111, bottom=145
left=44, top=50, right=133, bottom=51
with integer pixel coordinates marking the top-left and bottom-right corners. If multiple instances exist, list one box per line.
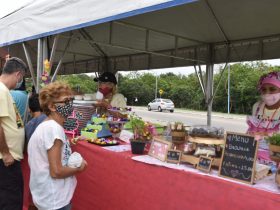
left=148, top=98, right=174, bottom=112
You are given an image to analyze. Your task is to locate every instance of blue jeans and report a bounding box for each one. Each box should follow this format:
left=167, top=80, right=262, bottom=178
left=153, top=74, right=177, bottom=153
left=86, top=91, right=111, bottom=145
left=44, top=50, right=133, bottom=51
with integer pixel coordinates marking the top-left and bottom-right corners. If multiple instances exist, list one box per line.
left=57, top=203, right=71, bottom=210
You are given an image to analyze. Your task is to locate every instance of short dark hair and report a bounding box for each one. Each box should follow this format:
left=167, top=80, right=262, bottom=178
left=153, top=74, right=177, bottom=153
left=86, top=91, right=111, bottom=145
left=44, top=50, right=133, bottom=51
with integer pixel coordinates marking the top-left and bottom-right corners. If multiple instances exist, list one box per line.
left=29, top=94, right=41, bottom=113
left=2, top=57, right=27, bottom=75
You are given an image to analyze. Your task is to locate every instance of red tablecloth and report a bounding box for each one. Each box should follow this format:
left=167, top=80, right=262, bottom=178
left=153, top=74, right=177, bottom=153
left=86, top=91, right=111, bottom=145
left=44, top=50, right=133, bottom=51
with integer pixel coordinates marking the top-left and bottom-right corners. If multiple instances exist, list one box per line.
left=23, top=141, right=280, bottom=210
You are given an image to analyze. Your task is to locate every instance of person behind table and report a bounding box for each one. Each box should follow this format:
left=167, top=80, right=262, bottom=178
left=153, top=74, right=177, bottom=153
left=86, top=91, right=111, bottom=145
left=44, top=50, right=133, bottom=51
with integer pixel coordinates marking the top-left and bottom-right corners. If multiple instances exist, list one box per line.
left=247, top=71, right=280, bottom=175
left=28, top=82, right=87, bottom=210
left=94, top=72, right=127, bottom=117
left=0, top=57, right=27, bottom=210
left=25, top=93, right=47, bottom=143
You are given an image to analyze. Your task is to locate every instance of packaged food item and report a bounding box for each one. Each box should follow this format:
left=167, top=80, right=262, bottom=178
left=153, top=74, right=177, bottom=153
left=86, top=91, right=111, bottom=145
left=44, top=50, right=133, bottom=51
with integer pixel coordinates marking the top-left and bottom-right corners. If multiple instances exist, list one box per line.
left=189, top=125, right=224, bottom=139
left=68, top=152, right=83, bottom=168
left=184, top=142, right=195, bottom=154
left=194, top=145, right=216, bottom=157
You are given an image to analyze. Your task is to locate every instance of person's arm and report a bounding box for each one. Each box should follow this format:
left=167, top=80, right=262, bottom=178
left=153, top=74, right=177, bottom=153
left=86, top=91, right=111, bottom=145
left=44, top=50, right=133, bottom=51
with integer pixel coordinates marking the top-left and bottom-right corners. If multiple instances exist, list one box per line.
left=0, top=121, right=15, bottom=166
left=47, top=139, right=87, bottom=179
left=105, top=93, right=128, bottom=118
left=107, top=109, right=127, bottom=118
left=95, top=99, right=111, bottom=109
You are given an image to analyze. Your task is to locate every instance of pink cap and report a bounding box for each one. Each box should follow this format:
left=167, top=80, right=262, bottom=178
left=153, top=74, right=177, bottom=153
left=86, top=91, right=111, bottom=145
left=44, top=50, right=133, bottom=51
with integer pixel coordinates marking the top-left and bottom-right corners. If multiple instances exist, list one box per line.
left=257, top=71, right=280, bottom=91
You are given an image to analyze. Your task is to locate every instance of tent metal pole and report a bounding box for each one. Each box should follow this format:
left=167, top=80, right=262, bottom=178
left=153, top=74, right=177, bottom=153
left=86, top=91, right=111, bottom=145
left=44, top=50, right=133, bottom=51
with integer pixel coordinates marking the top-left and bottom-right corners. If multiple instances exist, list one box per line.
left=78, top=28, right=109, bottom=71
left=79, top=29, right=107, bottom=57
left=194, top=65, right=205, bottom=97
left=61, top=35, right=206, bottom=63
left=228, top=64, right=230, bottom=114
left=51, top=36, right=72, bottom=82
left=37, top=39, right=43, bottom=92
left=115, top=21, right=206, bottom=44
left=49, top=35, right=59, bottom=69
left=206, top=63, right=214, bottom=126
left=205, top=44, right=214, bottom=126
left=209, top=44, right=230, bottom=104
left=42, top=37, right=48, bottom=62
left=22, top=42, right=37, bottom=91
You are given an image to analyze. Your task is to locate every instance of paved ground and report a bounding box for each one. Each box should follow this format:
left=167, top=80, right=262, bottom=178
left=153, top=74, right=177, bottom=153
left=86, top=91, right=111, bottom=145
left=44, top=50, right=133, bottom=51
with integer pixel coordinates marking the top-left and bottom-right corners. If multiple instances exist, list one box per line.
left=131, top=106, right=248, bottom=133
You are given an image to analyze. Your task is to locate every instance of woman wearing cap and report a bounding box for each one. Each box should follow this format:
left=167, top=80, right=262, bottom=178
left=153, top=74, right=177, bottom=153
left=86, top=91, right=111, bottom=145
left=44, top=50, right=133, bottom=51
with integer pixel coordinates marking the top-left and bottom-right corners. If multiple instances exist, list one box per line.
left=94, top=72, right=127, bottom=117
left=247, top=71, right=280, bottom=185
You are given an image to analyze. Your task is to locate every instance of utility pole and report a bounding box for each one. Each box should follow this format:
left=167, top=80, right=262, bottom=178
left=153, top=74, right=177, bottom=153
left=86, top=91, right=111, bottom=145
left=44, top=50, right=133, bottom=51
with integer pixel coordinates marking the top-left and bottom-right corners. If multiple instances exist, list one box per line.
left=155, top=75, right=158, bottom=99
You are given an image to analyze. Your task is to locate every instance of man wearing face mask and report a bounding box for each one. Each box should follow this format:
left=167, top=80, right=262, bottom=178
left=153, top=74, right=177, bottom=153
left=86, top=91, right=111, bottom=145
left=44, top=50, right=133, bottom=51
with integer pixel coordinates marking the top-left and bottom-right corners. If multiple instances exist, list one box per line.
left=94, top=72, right=127, bottom=117
left=0, top=57, right=27, bottom=210
left=10, top=77, right=29, bottom=122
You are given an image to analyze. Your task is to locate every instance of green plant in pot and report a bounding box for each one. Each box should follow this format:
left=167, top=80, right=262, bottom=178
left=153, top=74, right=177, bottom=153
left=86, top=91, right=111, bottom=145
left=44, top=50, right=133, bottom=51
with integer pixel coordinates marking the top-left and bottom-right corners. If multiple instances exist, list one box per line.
left=266, top=133, right=280, bottom=163
left=129, top=113, right=152, bottom=154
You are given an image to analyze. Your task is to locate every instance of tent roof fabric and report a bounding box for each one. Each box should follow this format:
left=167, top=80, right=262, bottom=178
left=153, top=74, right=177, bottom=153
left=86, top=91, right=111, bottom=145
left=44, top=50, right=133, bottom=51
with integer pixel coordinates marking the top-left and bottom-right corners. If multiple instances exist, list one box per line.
left=1, top=0, right=280, bottom=74
left=0, top=0, right=195, bottom=47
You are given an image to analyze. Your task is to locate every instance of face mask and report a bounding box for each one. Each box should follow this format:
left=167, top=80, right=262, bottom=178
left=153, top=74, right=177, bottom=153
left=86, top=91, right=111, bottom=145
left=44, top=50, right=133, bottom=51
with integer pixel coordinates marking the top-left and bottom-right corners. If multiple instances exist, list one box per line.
left=55, top=100, right=74, bottom=118
left=99, top=87, right=112, bottom=96
left=261, top=93, right=280, bottom=106
left=15, top=78, right=23, bottom=89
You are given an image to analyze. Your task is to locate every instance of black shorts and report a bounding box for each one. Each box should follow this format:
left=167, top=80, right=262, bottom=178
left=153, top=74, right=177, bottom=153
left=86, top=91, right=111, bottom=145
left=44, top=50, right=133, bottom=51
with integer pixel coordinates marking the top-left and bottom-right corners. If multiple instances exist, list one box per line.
left=0, top=159, right=23, bottom=210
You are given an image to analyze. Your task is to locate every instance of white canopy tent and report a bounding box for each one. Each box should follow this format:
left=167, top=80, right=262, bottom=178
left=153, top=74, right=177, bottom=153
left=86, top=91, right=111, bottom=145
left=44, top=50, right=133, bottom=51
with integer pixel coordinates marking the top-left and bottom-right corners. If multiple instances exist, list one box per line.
left=1, top=0, right=280, bottom=125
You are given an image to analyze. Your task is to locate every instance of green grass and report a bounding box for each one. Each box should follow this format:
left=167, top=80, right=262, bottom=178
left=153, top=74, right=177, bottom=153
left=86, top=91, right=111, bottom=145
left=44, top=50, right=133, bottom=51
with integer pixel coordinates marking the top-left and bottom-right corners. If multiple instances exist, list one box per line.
left=124, top=121, right=164, bottom=134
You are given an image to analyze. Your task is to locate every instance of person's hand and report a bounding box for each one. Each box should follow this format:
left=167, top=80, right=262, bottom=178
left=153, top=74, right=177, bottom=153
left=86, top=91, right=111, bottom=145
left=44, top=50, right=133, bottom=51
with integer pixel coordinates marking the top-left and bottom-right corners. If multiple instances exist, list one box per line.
left=97, top=100, right=111, bottom=109
left=2, top=152, right=15, bottom=167
left=77, top=159, right=88, bottom=172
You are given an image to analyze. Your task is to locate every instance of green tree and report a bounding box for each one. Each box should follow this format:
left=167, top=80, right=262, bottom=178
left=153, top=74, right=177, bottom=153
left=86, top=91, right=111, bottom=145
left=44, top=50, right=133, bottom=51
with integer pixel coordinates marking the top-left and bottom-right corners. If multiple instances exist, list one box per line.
left=57, top=74, right=97, bottom=93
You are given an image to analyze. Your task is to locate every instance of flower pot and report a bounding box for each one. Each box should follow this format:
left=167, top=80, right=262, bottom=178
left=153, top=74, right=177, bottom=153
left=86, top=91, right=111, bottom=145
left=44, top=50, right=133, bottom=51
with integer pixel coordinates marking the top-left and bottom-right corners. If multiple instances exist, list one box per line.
left=269, top=144, right=280, bottom=163
left=130, top=140, right=146, bottom=154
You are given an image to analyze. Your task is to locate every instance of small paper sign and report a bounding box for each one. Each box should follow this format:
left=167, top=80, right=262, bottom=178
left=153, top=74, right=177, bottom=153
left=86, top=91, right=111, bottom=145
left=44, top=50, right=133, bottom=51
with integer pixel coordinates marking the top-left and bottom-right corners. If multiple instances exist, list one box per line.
left=197, top=156, right=213, bottom=173
left=119, top=130, right=134, bottom=143
left=166, top=150, right=182, bottom=163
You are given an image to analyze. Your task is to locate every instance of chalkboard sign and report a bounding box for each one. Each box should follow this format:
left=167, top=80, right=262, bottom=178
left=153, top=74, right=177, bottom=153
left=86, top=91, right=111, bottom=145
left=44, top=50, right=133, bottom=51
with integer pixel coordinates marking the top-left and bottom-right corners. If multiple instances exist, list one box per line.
left=197, top=156, right=213, bottom=172
left=148, top=138, right=172, bottom=161
left=219, top=132, right=258, bottom=184
left=166, top=150, right=182, bottom=163
left=64, top=117, right=79, bottom=131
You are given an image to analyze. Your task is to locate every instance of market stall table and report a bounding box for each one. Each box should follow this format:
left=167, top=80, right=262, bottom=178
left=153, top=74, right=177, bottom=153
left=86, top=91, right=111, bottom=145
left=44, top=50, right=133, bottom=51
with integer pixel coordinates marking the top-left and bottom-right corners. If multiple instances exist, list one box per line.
left=23, top=141, right=280, bottom=210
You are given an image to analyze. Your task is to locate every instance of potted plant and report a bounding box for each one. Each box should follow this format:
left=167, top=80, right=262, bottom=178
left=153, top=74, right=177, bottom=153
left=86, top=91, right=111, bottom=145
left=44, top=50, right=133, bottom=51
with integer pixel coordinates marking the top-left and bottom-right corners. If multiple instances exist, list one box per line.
left=129, top=113, right=154, bottom=154
left=266, top=133, right=280, bottom=163
left=266, top=133, right=280, bottom=186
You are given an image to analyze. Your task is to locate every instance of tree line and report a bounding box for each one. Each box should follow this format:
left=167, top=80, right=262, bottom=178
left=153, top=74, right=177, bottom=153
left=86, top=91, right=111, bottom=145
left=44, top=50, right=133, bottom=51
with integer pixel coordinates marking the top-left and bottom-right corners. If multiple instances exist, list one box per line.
left=59, top=62, right=280, bottom=115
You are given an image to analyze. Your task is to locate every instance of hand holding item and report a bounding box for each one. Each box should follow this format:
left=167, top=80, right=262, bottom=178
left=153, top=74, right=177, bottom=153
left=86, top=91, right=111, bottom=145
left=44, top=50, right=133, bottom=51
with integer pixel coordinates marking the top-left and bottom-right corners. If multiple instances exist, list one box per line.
left=97, top=99, right=112, bottom=109
left=68, top=152, right=83, bottom=168
left=78, top=159, right=88, bottom=172
left=96, top=91, right=104, bottom=100
left=2, top=152, right=15, bottom=167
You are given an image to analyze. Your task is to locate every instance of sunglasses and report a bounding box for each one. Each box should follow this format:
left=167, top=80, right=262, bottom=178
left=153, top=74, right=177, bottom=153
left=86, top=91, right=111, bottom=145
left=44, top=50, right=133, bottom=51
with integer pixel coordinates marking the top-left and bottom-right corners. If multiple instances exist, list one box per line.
left=54, top=97, right=74, bottom=104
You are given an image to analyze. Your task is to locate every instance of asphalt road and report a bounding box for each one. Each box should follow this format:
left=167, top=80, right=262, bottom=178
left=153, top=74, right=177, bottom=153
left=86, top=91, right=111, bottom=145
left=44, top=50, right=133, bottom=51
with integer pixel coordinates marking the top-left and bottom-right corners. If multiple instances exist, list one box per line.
left=132, top=106, right=248, bottom=133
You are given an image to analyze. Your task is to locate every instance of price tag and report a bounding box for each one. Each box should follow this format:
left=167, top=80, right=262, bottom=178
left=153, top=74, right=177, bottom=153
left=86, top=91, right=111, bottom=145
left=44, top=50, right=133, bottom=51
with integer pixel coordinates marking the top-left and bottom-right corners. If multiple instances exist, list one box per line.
left=119, top=130, right=134, bottom=143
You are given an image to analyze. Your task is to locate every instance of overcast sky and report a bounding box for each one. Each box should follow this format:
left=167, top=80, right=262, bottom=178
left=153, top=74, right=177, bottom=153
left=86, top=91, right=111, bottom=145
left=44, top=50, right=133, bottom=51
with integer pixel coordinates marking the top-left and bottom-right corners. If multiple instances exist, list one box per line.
left=1, top=0, right=280, bottom=76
